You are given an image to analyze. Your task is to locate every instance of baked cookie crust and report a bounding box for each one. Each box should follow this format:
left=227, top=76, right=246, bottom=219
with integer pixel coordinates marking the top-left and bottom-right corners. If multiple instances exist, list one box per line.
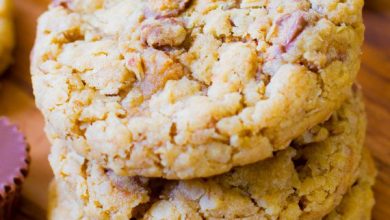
left=325, top=149, right=376, bottom=220
left=49, top=149, right=376, bottom=220
left=32, top=0, right=364, bottom=179
left=47, top=89, right=368, bottom=219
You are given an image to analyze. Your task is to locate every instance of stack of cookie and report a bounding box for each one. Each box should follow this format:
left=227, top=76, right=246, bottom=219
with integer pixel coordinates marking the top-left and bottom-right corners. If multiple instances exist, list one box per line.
left=30, top=0, right=376, bottom=219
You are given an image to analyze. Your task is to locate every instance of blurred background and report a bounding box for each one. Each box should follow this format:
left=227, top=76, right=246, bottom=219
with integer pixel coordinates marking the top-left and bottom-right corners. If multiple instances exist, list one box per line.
left=0, top=0, right=388, bottom=219
left=366, top=0, right=390, bottom=12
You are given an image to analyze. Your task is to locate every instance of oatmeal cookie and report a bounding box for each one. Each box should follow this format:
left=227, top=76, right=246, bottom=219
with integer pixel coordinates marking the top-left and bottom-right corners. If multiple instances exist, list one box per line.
left=325, top=149, right=376, bottom=220
left=47, top=89, right=368, bottom=219
left=0, top=0, right=14, bottom=74
left=49, top=151, right=375, bottom=220
left=32, top=0, right=365, bottom=179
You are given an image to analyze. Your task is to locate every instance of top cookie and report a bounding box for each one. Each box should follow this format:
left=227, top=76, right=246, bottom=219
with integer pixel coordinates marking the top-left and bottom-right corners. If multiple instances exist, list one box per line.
left=31, top=0, right=364, bottom=179
left=0, top=0, right=14, bottom=74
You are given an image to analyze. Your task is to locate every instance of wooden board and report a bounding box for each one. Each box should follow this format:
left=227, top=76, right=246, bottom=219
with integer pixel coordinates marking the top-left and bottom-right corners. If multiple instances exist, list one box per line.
left=0, top=1, right=388, bottom=219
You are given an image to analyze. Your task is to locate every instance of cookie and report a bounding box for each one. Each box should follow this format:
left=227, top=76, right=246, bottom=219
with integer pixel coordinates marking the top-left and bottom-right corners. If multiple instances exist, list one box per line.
left=325, top=149, right=376, bottom=220
left=0, top=0, right=14, bottom=74
left=0, top=118, right=30, bottom=219
left=48, top=154, right=376, bottom=220
left=32, top=0, right=364, bottom=179
left=48, top=152, right=375, bottom=220
left=47, top=89, right=367, bottom=219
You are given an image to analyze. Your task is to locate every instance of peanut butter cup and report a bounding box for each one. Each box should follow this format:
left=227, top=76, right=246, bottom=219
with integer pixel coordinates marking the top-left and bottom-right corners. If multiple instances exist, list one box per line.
left=0, top=117, right=30, bottom=219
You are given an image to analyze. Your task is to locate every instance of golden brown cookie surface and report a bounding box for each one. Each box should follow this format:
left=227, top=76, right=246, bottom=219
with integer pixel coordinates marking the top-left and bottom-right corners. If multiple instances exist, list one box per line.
left=325, top=149, right=376, bottom=220
left=47, top=89, right=369, bottom=219
left=32, top=0, right=364, bottom=179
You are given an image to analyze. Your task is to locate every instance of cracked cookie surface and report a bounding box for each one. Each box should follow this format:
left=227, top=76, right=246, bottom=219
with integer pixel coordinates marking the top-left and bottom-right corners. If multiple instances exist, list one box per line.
left=47, top=89, right=369, bottom=219
left=49, top=152, right=376, bottom=220
left=0, top=0, right=14, bottom=74
left=32, top=0, right=364, bottom=179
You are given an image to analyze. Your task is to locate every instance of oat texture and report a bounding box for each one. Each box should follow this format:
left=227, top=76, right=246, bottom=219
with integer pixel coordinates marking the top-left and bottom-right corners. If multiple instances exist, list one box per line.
left=325, top=149, right=376, bottom=220
left=47, top=89, right=368, bottom=220
left=0, top=0, right=14, bottom=74
left=32, top=0, right=364, bottom=179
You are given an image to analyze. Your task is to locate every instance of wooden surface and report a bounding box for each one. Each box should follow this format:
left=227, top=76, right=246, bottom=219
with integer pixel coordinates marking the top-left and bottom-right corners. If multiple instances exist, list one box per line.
left=0, top=1, right=388, bottom=219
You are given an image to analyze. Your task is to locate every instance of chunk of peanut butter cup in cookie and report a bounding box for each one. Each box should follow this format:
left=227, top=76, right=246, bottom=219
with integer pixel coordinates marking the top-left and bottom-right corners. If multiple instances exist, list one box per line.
left=275, top=11, right=309, bottom=50
left=131, top=48, right=186, bottom=99
left=32, top=0, right=365, bottom=179
left=141, top=18, right=187, bottom=48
